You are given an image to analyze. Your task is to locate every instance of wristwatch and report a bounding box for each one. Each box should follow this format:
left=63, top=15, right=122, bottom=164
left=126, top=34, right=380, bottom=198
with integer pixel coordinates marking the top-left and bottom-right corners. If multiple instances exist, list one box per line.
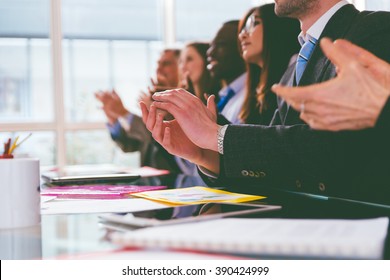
left=217, top=125, right=228, bottom=155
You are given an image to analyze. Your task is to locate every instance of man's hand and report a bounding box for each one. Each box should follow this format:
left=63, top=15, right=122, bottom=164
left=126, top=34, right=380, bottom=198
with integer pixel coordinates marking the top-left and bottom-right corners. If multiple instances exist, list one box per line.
left=140, top=101, right=220, bottom=174
left=95, top=89, right=129, bottom=125
left=151, top=89, right=219, bottom=151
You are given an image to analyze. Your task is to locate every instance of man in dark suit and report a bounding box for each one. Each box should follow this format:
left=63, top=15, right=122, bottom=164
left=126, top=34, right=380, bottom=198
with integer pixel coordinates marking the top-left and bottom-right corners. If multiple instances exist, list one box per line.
left=272, top=38, right=390, bottom=132
left=143, top=0, right=390, bottom=204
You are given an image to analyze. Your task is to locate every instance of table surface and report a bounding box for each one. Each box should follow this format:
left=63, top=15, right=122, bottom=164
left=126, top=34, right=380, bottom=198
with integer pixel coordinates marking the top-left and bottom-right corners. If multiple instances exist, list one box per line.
left=1, top=173, right=390, bottom=260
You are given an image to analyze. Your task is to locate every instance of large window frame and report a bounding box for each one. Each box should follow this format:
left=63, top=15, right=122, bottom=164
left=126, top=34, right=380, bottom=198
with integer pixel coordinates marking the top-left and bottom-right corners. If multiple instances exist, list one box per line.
left=0, top=0, right=174, bottom=169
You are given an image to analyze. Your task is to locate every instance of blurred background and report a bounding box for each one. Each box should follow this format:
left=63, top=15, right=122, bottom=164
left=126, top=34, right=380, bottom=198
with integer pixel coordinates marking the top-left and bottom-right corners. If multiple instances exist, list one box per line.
left=0, top=0, right=387, bottom=169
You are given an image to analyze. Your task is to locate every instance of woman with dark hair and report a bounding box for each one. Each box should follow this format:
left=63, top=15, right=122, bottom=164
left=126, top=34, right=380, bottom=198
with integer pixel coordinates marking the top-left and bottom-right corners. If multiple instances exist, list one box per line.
left=238, top=3, right=300, bottom=124
left=179, top=42, right=220, bottom=104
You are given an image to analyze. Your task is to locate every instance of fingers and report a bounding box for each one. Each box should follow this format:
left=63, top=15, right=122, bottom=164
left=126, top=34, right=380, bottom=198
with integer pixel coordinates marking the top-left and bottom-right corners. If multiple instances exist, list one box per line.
left=207, top=94, right=217, bottom=117
left=153, top=88, right=197, bottom=107
left=140, top=101, right=149, bottom=124
left=151, top=113, right=165, bottom=143
left=145, top=104, right=157, bottom=131
left=95, top=90, right=111, bottom=103
left=300, top=110, right=373, bottom=131
left=333, top=39, right=383, bottom=68
left=153, top=101, right=181, bottom=118
left=153, top=85, right=176, bottom=92
left=95, top=92, right=103, bottom=102
left=272, top=83, right=312, bottom=102
left=141, top=102, right=167, bottom=143
left=162, top=126, right=172, bottom=152
left=272, top=79, right=335, bottom=112
left=320, top=38, right=353, bottom=71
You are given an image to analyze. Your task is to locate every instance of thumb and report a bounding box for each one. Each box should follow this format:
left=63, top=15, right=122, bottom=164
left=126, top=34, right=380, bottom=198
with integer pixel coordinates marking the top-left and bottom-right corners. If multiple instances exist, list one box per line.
left=207, top=94, right=217, bottom=118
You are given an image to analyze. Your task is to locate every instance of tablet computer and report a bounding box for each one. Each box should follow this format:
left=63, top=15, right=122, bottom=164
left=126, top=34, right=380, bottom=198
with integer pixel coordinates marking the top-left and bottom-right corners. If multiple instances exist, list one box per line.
left=42, top=172, right=141, bottom=185
left=98, top=202, right=281, bottom=229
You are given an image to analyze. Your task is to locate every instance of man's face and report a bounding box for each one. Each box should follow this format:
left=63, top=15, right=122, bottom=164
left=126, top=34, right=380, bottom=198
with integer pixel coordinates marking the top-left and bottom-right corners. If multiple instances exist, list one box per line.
left=156, top=51, right=179, bottom=87
left=274, top=0, right=318, bottom=18
left=206, top=24, right=243, bottom=80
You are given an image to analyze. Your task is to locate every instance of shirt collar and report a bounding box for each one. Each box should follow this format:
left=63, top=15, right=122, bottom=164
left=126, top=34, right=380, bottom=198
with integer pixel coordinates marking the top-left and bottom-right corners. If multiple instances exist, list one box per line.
left=298, top=0, right=349, bottom=46
left=219, top=73, right=247, bottom=97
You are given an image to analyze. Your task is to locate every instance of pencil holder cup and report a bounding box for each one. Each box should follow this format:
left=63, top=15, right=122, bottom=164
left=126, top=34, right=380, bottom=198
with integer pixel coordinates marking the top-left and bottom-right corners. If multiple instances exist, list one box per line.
left=0, top=158, right=40, bottom=229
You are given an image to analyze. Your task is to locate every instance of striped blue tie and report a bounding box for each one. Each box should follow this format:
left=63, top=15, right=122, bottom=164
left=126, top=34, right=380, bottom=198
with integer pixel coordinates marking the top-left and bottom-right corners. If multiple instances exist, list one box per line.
left=217, top=87, right=235, bottom=112
left=295, top=36, right=317, bottom=84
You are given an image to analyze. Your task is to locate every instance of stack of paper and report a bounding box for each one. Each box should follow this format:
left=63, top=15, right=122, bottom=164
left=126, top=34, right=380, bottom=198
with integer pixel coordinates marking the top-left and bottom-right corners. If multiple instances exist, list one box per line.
left=110, top=217, right=389, bottom=259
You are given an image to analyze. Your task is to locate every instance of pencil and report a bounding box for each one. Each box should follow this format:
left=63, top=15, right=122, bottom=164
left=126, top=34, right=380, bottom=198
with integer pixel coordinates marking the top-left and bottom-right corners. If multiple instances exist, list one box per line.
left=4, top=138, right=11, bottom=155
left=15, top=133, right=32, bottom=149
left=8, top=136, right=20, bottom=155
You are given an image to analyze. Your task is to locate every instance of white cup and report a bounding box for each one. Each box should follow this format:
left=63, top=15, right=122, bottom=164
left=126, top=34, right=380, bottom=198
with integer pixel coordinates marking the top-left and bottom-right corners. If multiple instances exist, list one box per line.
left=0, top=158, right=40, bottom=229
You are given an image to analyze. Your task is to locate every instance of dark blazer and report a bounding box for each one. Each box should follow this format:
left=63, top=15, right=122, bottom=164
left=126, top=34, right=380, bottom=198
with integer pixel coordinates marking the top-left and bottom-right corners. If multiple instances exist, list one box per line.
left=207, top=5, right=390, bottom=205
left=376, top=97, right=390, bottom=131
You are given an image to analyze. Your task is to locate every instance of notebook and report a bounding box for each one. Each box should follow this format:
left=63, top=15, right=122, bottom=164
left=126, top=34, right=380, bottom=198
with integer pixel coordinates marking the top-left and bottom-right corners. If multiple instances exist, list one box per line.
left=110, top=217, right=389, bottom=259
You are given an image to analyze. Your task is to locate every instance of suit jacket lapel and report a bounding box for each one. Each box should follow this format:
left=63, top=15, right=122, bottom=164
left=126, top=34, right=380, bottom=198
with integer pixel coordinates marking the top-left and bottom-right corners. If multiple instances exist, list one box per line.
left=299, top=4, right=359, bottom=87
left=282, top=5, right=360, bottom=123
left=277, top=61, right=296, bottom=125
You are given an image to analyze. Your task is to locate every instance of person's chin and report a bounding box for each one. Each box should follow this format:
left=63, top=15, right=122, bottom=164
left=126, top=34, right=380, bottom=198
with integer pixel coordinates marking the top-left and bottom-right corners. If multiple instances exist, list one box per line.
left=207, top=65, right=219, bottom=78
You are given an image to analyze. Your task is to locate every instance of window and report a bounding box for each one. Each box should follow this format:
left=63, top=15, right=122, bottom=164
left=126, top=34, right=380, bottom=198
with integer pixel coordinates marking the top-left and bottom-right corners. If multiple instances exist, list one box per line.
left=365, top=0, right=390, bottom=11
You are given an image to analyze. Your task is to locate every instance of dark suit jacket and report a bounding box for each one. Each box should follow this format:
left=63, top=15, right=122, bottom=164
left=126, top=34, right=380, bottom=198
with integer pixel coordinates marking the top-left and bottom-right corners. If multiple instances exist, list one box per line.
left=206, top=5, right=390, bottom=205
left=377, top=97, right=390, bottom=131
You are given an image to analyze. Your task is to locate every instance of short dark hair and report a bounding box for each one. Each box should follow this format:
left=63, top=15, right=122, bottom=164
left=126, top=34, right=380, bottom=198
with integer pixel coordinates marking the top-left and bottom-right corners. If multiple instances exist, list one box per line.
left=163, top=48, right=181, bottom=59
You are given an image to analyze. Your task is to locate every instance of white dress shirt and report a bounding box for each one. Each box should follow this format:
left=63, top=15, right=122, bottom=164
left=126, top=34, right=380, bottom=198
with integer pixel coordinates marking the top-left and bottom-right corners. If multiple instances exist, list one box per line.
left=219, top=73, right=247, bottom=124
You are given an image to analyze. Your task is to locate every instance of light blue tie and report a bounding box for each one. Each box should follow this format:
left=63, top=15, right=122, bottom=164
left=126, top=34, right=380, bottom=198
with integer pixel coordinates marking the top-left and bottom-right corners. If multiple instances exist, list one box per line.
left=295, top=36, right=317, bottom=84
left=217, top=87, right=235, bottom=112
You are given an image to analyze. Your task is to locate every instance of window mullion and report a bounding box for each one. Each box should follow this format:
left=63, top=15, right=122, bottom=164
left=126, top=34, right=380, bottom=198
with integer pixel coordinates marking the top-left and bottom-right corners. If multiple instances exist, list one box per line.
left=162, top=0, right=176, bottom=46
left=50, top=0, right=66, bottom=169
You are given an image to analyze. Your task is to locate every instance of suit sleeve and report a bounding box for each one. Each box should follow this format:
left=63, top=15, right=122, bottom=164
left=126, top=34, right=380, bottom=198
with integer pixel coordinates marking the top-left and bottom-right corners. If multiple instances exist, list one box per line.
left=376, top=97, right=390, bottom=131
left=113, top=115, right=152, bottom=154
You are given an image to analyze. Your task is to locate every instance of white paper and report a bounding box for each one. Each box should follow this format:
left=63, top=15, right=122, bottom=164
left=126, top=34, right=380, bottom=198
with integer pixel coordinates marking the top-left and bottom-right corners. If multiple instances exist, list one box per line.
left=54, top=249, right=238, bottom=260
left=41, top=198, right=169, bottom=215
left=111, top=217, right=389, bottom=259
left=41, top=196, right=57, bottom=203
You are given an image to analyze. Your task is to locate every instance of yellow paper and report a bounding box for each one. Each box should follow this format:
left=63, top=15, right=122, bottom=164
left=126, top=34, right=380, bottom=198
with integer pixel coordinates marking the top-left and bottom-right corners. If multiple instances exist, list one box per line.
left=131, top=186, right=265, bottom=205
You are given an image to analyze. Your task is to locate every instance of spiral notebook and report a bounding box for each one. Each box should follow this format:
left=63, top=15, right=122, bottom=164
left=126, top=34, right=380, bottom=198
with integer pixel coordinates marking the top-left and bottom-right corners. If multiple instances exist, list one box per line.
left=110, top=217, right=389, bottom=259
